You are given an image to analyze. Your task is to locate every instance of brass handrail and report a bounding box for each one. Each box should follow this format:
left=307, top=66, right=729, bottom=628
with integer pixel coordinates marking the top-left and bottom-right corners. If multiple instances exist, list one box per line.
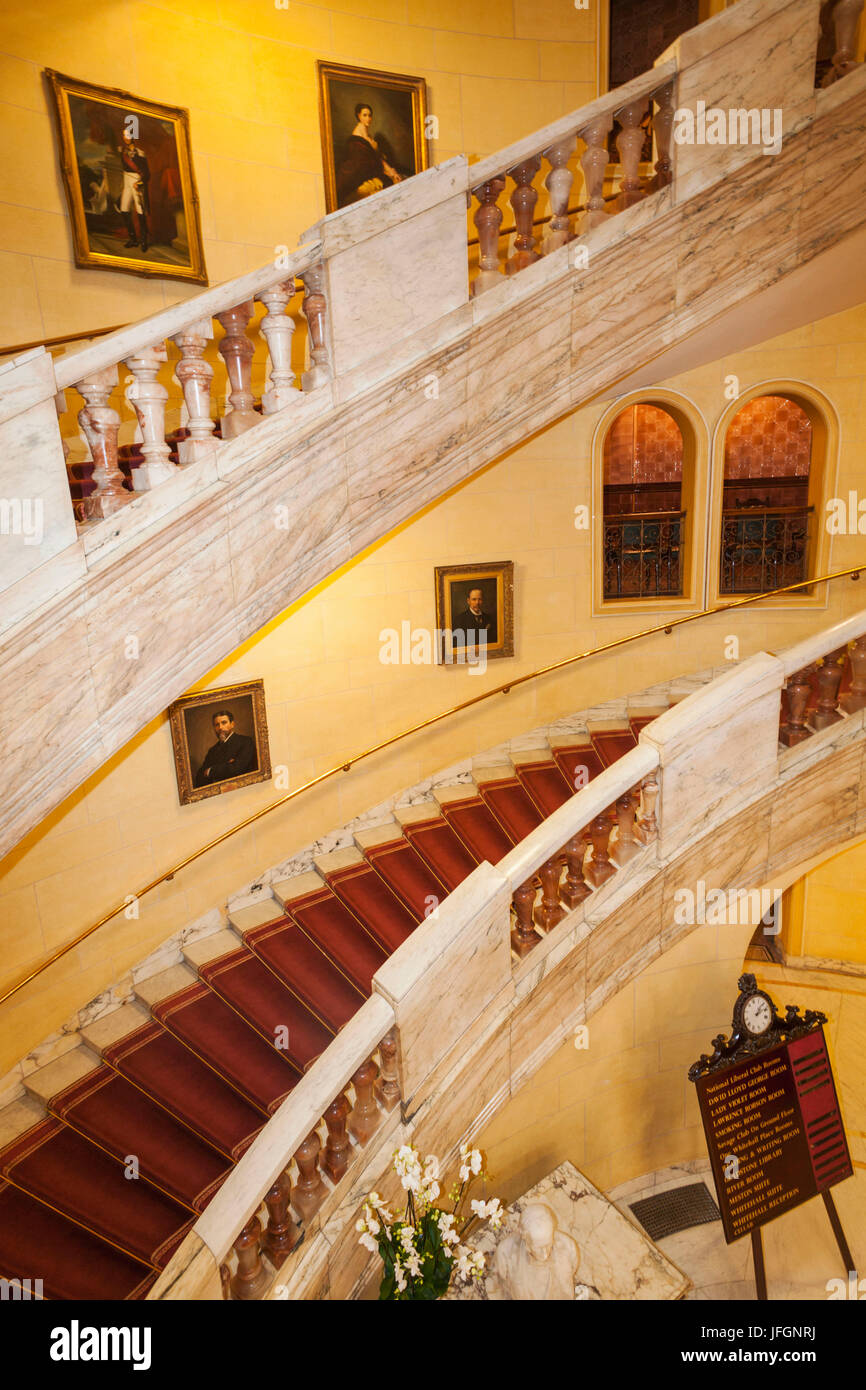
left=1, top=563, right=860, bottom=1008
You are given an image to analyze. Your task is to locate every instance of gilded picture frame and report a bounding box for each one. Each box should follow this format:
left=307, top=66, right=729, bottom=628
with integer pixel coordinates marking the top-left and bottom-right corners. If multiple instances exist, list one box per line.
left=435, top=561, right=515, bottom=665
left=44, top=69, right=208, bottom=284
left=168, top=681, right=271, bottom=806
left=317, top=61, right=428, bottom=214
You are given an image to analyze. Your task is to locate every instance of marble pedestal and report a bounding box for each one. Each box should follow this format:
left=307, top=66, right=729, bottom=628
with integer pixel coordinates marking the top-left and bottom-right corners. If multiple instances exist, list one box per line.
left=445, top=1161, right=690, bottom=1301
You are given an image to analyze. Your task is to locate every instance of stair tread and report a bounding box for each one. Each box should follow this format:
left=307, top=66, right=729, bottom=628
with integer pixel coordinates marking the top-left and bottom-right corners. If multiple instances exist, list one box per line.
left=23, top=1046, right=100, bottom=1105
left=364, top=838, right=448, bottom=919
left=516, top=759, right=575, bottom=817
left=0, top=1116, right=194, bottom=1269
left=198, top=948, right=337, bottom=1068
left=227, top=898, right=286, bottom=931
left=277, top=886, right=388, bottom=994
left=325, top=861, right=417, bottom=952
left=50, top=1065, right=231, bottom=1212
left=240, top=925, right=368, bottom=1029
left=401, top=814, right=479, bottom=892
left=135, top=963, right=198, bottom=1008
left=152, top=980, right=299, bottom=1115
left=104, top=1021, right=263, bottom=1161
left=80, top=1002, right=152, bottom=1054
left=591, top=729, right=639, bottom=766
left=441, top=795, right=515, bottom=865
left=552, top=743, right=606, bottom=790
left=479, top=776, right=544, bottom=842
left=183, top=930, right=242, bottom=969
left=0, top=1180, right=156, bottom=1301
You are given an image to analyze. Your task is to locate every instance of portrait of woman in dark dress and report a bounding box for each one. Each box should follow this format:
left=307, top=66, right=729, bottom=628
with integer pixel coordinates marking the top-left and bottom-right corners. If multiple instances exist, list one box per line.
left=335, top=102, right=405, bottom=207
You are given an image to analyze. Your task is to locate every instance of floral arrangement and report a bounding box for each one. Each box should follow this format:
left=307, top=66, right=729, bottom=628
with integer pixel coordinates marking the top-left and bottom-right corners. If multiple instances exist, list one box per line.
left=356, top=1143, right=503, bottom=1300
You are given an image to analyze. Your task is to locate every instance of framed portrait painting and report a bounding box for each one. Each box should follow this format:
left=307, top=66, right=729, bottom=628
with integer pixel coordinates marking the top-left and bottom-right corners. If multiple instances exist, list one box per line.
left=435, top=561, right=515, bottom=665
left=317, top=61, right=428, bottom=213
left=44, top=69, right=208, bottom=284
left=168, top=681, right=271, bottom=806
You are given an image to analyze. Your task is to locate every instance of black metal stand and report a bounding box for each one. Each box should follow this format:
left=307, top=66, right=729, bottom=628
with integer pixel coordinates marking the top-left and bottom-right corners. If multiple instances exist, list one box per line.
left=822, top=1190, right=857, bottom=1275
left=751, top=1192, right=856, bottom=1300
left=751, top=1227, right=768, bottom=1300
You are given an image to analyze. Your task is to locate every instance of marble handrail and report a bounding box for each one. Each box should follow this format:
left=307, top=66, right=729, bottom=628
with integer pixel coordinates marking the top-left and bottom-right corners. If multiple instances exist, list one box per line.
left=499, top=746, right=660, bottom=892
left=781, top=604, right=866, bottom=675
left=53, top=242, right=323, bottom=392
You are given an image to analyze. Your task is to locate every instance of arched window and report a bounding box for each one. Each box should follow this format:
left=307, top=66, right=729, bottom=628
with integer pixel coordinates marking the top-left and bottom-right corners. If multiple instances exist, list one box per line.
left=601, top=403, right=685, bottom=600
left=719, top=395, right=813, bottom=595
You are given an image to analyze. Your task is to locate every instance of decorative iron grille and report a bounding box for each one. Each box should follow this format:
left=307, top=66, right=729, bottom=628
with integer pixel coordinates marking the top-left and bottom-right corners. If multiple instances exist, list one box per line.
left=720, top=506, right=812, bottom=595
left=603, top=510, right=685, bottom=600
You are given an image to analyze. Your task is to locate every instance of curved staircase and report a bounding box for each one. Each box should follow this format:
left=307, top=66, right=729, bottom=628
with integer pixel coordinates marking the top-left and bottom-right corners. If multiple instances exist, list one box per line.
left=0, top=713, right=668, bottom=1299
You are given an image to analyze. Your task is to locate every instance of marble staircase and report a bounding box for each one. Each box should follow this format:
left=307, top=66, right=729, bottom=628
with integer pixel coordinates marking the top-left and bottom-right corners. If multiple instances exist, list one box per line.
left=2, top=0, right=866, bottom=860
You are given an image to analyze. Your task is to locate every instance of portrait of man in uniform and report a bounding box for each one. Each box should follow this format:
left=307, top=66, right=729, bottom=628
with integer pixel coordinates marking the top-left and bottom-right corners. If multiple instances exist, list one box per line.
left=168, top=681, right=271, bottom=805
left=45, top=70, right=208, bottom=283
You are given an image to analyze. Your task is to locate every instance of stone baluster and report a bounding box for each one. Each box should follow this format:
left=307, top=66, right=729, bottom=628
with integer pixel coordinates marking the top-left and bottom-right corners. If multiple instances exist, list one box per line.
left=811, top=647, right=847, bottom=729
left=780, top=667, right=815, bottom=746
left=585, top=811, right=617, bottom=888
left=470, top=176, right=507, bottom=295
left=561, top=830, right=592, bottom=908
left=611, top=793, right=641, bottom=867
left=124, top=344, right=175, bottom=490
left=650, top=82, right=675, bottom=189
left=219, top=1263, right=231, bottom=1300
left=300, top=264, right=332, bottom=390
left=613, top=98, right=649, bottom=210
left=230, top=1214, right=270, bottom=1300
left=535, top=856, right=566, bottom=930
left=577, top=114, right=613, bottom=231
left=262, top=1170, right=299, bottom=1266
left=822, top=0, right=864, bottom=84
left=216, top=301, right=259, bottom=439
left=542, top=136, right=577, bottom=254
left=511, top=879, right=541, bottom=957
left=636, top=778, right=659, bottom=844
left=374, top=1029, right=402, bottom=1112
left=172, top=319, right=217, bottom=464
left=506, top=156, right=542, bottom=275
left=75, top=364, right=129, bottom=518
left=292, top=1130, right=327, bottom=1223
left=257, top=280, right=302, bottom=413
left=322, top=1091, right=352, bottom=1185
left=348, top=1056, right=382, bottom=1147
left=841, top=636, right=866, bottom=712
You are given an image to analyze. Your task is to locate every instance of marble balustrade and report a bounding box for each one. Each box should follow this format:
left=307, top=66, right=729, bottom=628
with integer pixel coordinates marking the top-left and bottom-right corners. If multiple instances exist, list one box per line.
left=468, top=69, right=678, bottom=294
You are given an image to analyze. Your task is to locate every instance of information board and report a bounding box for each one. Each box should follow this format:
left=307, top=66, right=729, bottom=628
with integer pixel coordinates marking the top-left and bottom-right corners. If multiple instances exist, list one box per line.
left=695, top=1027, right=852, bottom=1244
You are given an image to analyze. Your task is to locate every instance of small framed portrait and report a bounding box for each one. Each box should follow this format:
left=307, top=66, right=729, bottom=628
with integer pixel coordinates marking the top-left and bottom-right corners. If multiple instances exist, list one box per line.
left=317, top=61, right=428, bottom=213
left=44, top=69, right=208, bottom=284
left=435, top=561, right=515, bottom=664
left=168, top=681, right=271, bottom=806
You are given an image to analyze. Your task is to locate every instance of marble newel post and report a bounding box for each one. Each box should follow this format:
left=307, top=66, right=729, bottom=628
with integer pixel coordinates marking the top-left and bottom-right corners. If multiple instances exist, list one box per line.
left=124, top=343, right=176, bottom=490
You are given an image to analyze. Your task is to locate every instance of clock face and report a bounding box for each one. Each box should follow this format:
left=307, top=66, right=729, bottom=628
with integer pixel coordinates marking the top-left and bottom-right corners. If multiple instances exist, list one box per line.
left=742, top=993, right=773, bottom=1036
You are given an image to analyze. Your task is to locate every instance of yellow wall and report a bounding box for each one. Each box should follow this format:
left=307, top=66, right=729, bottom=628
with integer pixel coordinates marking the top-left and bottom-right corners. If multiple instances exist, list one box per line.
left=0, top=0, right=597, bottom=348
left=3, top=300, right=866, bottom=1075
left=787, top=841, right=866, bottom=968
